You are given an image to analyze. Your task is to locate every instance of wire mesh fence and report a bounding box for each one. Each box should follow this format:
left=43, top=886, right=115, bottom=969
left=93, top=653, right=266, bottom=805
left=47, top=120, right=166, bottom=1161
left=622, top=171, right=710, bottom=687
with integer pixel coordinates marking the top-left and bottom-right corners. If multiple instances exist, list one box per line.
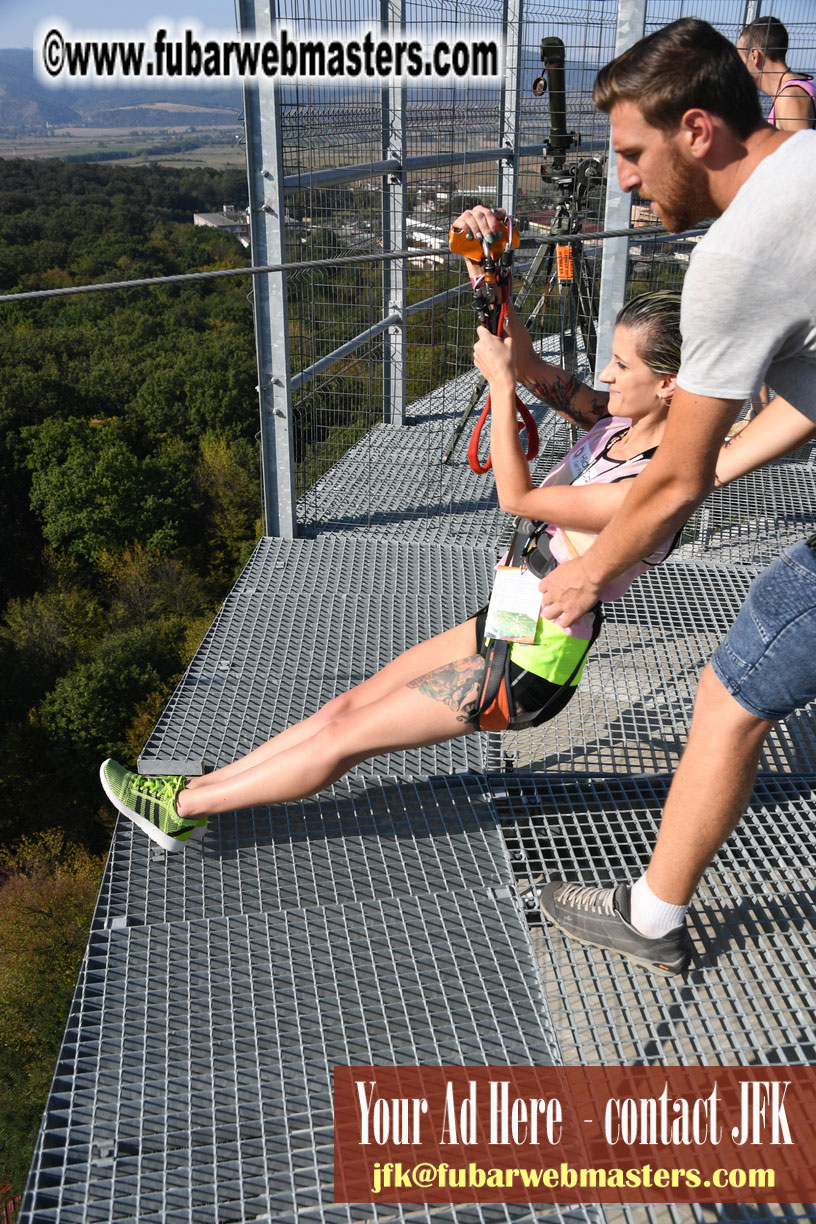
left=263, top=0, right=816, bottom=534
left=266, top=0, right=612, bottom=526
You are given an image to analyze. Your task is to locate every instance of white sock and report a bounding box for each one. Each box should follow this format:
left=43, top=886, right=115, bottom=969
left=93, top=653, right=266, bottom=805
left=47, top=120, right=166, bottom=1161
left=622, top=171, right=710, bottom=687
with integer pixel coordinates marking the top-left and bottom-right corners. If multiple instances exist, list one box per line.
left=629, top=874, right=688, bottom=938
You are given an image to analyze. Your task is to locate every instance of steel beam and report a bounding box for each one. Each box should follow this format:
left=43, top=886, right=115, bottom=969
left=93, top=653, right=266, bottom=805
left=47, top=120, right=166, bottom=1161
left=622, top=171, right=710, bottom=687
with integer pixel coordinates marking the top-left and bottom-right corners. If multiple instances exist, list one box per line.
left=381, top=0, right=407, bottom=426
left=593, top=0, right=648, bottom=387
left=281, top=144, right=548, bottom=192
left=497, top=0, right=524, bottom=217
left=239, top=0, right=298, bottom=538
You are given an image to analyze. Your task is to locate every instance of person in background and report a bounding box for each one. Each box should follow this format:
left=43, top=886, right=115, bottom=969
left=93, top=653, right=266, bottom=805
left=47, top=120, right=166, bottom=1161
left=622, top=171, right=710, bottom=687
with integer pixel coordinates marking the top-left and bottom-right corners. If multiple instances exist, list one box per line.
left=737, top=16, right=815, bottom=417
left=738, top=16, right=816, bottom=131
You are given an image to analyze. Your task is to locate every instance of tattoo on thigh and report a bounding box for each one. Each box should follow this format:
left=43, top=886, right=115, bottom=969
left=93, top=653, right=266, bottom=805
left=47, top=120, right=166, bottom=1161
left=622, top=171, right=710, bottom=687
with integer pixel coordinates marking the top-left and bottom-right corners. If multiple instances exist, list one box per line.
left=407, top=655, right=486, bottom=724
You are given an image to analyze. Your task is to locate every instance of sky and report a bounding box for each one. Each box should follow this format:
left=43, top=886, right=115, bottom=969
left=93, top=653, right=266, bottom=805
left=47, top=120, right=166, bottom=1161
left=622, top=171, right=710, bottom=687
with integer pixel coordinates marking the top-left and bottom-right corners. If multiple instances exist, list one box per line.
left=2, top=0, right=239, bottom=49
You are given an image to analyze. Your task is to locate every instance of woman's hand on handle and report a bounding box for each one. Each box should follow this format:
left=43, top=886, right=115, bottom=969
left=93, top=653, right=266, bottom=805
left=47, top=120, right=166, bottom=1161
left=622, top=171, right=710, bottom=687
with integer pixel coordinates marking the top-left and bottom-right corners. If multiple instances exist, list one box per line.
left=451, top=204, right=507, bottom=246
left=473, top=325, right=516, bottom=391
left=501, top=300, right=538, bottom=382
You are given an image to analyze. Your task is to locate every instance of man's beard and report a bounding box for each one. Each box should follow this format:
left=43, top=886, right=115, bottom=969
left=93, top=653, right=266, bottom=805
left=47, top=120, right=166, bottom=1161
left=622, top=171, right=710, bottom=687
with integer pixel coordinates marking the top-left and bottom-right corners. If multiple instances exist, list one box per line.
left=651, top=149, right=717, bottom=233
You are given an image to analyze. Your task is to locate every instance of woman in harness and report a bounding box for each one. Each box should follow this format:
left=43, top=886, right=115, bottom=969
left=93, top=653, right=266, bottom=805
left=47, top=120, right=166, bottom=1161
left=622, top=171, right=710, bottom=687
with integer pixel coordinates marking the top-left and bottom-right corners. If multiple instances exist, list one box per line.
left=99, top=288, right=682, bottom=852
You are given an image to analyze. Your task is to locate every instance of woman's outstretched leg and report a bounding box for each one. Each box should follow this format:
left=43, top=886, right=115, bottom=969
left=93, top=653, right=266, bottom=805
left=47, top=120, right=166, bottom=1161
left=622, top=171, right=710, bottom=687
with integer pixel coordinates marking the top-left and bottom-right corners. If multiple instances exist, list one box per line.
left=177, top=650, right=486, bottom=816
left=99, top=624, right=487, bottom=851
left=185, top=618, right=480, bottom=792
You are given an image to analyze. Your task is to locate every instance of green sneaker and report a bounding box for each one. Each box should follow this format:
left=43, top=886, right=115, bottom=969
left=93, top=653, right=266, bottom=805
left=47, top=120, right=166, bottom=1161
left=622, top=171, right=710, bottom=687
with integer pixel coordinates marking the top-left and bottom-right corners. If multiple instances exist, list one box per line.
left=99, top=759, right=206, bottom=852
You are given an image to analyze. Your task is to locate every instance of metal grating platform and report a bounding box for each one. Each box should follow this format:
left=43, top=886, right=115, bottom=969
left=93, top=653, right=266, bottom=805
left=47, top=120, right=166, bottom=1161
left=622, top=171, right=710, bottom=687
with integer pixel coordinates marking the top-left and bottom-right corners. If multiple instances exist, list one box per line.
left=21, top=891, right=574, bottom=1224
left=298, top=369, right=573, bottom=544
left=495, top=771, right=816, bottom=1068
left=605, top=559, right=758, bottom=634
left=90, top=774, right=516, bottom=931
left=678, top=465, right=816, bottom=566
left=208, top=535, right=499, bottom=596
left=517, top=607, right=816, bottom=774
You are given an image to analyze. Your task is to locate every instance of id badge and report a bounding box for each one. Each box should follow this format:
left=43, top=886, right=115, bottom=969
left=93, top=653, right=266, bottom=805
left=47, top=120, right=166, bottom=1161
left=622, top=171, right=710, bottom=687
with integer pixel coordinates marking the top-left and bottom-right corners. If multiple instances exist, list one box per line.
left=484, top=566, right=542, bottom=643
left=568, top=436, right=594, bottom=482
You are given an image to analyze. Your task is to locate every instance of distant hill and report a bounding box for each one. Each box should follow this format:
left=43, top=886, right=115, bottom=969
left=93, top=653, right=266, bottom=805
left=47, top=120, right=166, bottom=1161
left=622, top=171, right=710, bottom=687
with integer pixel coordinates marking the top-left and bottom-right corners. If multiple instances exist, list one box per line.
left=0, top=51, right=83, bottom=127
left=0, top=44, right=592, bottom=132
left=0, top=49, right=242, bottom=130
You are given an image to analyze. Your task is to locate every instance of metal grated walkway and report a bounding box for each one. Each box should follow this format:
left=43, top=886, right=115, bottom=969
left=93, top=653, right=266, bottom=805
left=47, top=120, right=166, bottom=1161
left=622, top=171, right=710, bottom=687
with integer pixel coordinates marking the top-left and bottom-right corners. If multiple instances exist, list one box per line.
left=20, top=372, right=816, bottom=1223
left=91, top=775, right=517, bottom=931
left=137, top=538, right=500, bottom=784
left=496, top=771, right=816, bottom=1066
left=679, top=465, right=816, bottom=566
left=22, top=891, right=566, bottom=1224
left=297, top=355, right=576, bottom=544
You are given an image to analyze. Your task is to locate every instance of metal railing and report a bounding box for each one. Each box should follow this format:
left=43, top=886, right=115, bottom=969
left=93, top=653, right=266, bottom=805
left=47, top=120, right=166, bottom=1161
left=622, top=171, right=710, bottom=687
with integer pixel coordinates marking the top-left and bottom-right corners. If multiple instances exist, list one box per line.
left=237, top=0, right=816, bottom=538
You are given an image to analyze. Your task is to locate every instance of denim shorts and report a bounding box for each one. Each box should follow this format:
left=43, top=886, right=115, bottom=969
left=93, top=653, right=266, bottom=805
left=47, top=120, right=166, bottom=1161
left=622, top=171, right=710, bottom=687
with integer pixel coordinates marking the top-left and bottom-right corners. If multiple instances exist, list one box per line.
left=710, top=537, right=816, bottom=722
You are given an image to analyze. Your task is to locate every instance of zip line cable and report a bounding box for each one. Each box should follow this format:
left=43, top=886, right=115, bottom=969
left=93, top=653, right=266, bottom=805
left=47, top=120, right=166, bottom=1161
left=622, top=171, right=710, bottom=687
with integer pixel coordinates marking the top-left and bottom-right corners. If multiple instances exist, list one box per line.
left=0, top=225, right=702, bottom=305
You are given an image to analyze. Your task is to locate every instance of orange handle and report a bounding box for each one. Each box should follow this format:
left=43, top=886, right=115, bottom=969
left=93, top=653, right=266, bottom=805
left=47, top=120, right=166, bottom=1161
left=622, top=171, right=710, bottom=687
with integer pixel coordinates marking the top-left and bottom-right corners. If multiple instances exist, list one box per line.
left=450, top=225, right=540, bottom=474
left=449, top=218, right=520, bottom=262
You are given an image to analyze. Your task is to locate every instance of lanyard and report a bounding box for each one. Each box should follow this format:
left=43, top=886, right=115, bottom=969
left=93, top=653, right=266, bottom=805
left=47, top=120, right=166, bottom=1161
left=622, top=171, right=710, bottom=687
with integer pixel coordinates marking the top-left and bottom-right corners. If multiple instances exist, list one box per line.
left=571, top=425, right=654, bottom=485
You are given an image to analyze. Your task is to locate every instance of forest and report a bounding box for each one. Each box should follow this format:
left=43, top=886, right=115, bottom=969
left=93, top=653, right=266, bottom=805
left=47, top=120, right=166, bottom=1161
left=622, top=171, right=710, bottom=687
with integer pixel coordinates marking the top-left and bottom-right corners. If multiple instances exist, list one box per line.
left=0, top=155, right=479, bottom=1204
left=0, top=157, right=264, bottom=1202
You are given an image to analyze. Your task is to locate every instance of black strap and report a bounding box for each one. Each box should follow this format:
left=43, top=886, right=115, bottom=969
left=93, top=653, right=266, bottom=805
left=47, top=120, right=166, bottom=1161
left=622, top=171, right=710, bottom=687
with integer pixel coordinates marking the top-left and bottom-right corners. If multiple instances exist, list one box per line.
left=473, top=637, right=513, bottom=726
left=506, top=516, right=532, bottom=566
left=522, top=524, right=558, bottom=580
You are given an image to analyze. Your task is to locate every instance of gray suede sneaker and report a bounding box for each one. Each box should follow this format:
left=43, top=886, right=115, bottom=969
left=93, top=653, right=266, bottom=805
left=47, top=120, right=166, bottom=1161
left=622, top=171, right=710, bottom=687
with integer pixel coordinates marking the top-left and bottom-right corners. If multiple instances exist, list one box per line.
left=539, top=881, right=692, bottom=978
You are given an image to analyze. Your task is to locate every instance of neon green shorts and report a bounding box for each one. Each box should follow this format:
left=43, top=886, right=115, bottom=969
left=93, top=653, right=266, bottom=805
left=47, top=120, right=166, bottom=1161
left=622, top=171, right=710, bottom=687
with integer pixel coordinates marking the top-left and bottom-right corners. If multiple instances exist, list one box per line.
left=508, top=614, right=593, bottom=686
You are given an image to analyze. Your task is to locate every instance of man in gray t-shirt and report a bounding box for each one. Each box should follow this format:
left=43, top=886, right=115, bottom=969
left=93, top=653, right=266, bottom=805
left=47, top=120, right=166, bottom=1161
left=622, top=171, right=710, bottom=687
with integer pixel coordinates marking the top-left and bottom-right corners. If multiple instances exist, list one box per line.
left=681, top=129, right=816, bottom=415
left=468, top=18, right=816, bottom=976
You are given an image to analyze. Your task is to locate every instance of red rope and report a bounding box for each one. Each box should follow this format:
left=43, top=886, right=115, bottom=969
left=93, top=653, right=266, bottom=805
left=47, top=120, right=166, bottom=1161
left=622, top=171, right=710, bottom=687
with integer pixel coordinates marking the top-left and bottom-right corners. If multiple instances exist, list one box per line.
left=467, top=299, right=540, bottom=475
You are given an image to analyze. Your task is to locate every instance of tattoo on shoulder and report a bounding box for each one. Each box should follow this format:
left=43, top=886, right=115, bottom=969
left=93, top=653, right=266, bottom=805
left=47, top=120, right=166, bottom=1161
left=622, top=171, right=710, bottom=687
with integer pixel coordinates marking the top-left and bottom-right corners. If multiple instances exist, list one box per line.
left=524, top=373, right=607, bottom=430
left=407, top=655, right=486, bottom=724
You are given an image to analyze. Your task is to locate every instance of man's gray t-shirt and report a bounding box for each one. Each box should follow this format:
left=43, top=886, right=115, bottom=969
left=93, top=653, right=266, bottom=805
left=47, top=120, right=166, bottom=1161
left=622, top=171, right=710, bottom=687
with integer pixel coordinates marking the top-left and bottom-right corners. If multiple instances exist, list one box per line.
left=678, top=130, right=816, bottom=422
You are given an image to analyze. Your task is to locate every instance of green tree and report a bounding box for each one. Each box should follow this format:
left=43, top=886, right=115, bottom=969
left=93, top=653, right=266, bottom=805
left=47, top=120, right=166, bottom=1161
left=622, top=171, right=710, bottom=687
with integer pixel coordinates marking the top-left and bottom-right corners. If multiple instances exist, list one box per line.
left=103, top=544, right=207, bottom=624
left=24, top=417, right=196, bottom=566
left=37, top=622, right=184, bottom=777
left=195, top=433, right=261, bottom=584
left=128, top=328, right=256, bottom=443
left=1, top=586, right=106, bottom=704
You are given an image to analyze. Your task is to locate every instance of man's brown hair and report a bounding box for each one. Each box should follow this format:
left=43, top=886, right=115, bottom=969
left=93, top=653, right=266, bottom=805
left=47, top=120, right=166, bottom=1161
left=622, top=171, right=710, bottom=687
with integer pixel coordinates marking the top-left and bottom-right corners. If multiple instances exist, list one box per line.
left=594, top=17, right=764, bottom=140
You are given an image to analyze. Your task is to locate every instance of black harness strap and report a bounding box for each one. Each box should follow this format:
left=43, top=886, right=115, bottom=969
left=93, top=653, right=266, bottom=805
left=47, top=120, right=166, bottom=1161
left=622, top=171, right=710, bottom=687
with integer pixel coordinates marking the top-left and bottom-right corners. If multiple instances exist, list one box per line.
left=472, top=637, right=515, bottom=729
left=508, top=603, right=602, bottom=728
left=473, top=515, right=603, bottom=732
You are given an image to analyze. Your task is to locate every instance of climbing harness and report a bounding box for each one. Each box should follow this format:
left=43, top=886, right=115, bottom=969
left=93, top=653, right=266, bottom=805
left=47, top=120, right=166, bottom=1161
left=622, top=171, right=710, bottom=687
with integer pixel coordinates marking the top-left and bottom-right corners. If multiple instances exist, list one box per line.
left=471, top=516, right=602, bottom=731
left=472, top=614, right=599, bottom=731
left=448, top=217, right=540, bottom=475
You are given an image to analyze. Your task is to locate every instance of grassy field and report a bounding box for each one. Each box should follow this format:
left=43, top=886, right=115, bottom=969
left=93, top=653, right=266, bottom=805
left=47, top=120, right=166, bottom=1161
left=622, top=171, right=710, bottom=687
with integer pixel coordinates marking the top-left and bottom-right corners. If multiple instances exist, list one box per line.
left=0, top=122, right=569, bottom=193
left=0, top=126, right=246, bottom=168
